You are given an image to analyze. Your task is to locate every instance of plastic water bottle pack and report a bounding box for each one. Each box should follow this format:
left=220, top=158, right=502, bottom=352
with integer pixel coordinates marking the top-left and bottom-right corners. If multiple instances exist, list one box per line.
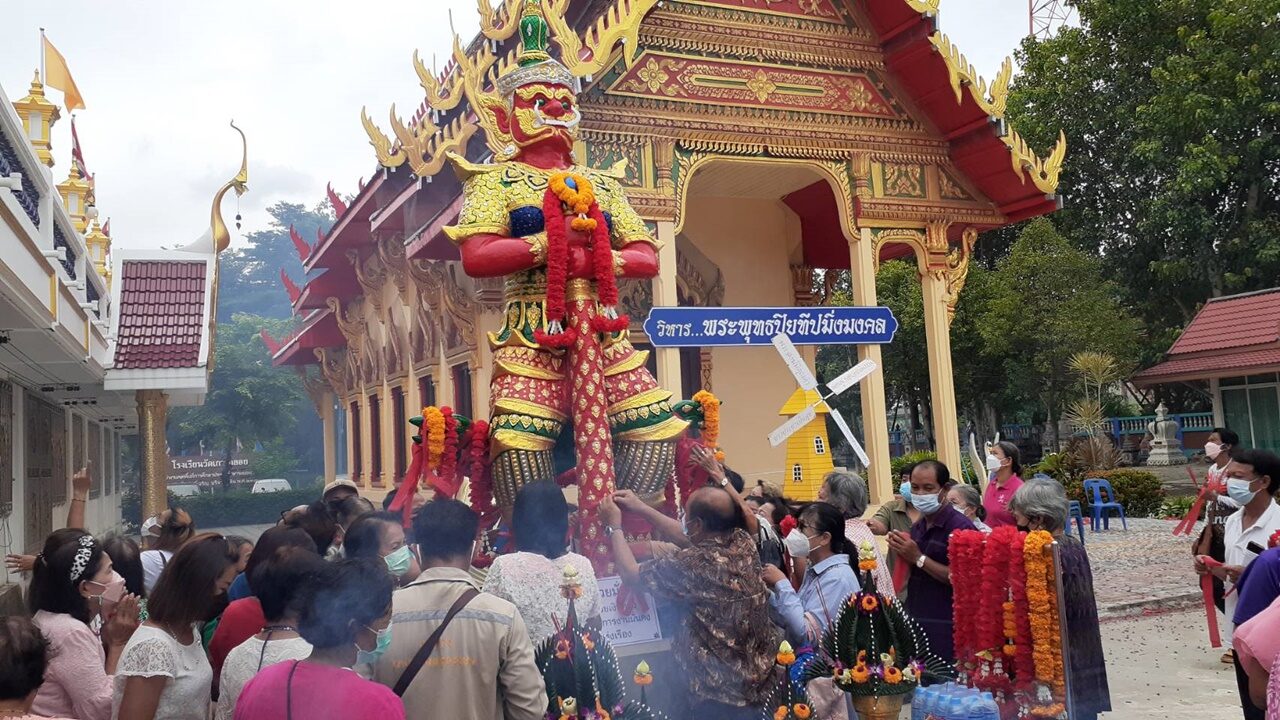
left=911, top=683, right=1000, bottom=720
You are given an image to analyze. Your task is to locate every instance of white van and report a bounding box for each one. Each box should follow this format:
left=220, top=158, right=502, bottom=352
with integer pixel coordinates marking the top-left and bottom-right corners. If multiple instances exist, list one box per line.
left=251, top=478, right=292, bottom=494
left=170, top=484, right=201, bottom=497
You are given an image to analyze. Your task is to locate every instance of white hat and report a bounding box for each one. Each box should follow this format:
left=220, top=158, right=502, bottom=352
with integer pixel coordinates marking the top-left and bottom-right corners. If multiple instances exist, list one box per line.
left=141, top=516, right=161, bottom=536
left=322, top=478, right=360, bottom=500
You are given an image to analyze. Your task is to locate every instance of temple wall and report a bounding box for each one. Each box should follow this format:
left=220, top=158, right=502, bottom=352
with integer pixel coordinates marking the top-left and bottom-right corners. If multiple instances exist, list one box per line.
left=680, top=194, right=802, bottom=489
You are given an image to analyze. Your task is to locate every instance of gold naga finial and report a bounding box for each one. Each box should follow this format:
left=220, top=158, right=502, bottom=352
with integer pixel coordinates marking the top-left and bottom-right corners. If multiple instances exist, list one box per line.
left=541, top=0, right=660, bottom=77
left=209, top=120, right=249, bottom=253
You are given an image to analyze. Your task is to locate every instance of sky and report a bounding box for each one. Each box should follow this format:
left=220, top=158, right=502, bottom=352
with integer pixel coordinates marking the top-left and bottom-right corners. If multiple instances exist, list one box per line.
left=2, top=0, right=1034, bottom=251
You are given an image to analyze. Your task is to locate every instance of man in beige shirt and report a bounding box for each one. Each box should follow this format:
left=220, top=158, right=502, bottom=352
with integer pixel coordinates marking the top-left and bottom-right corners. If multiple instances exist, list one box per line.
left=372, top=499, right=547, bottom=720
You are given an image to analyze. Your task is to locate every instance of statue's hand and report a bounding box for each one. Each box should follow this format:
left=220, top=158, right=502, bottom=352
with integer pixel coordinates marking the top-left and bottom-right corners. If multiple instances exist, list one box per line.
left=567, top=244, right=595, bottom=279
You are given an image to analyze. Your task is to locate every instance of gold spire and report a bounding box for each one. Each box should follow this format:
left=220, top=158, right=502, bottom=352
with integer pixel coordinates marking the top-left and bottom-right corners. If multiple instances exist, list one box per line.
left=13, top=70, right=61, bottom=167
left=209, top=121, right=249, bottom=254
left=84, top=218, right=111, bottom=288
left=56, top=163, right=92, bottom=233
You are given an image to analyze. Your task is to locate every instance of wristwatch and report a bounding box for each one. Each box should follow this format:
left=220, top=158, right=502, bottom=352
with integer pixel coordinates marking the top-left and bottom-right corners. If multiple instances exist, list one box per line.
left=915, top=554, right=927, bottom=569
left=604, top=524, right=622, bottom=537
left=718, top=477, right=729, bottom=488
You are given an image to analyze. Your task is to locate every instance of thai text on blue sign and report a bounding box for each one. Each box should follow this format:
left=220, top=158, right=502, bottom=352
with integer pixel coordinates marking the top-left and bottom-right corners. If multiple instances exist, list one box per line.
left=643, top=306, right=898, bottom=347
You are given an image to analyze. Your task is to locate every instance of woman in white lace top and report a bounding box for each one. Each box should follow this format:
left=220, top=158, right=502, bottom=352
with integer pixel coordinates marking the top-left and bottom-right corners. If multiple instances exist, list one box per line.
left=114, top=534, right=238, bottom=720
left=482, top=482, right=601, bottom=645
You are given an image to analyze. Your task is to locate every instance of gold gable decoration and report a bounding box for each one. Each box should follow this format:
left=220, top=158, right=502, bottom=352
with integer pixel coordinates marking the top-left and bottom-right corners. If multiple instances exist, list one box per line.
left=361, top=0, right=661, bottom=176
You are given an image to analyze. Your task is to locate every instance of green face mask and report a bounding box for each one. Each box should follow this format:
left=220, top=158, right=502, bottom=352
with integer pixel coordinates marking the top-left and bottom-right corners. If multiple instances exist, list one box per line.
left=383, top=545, right=414, bottom=577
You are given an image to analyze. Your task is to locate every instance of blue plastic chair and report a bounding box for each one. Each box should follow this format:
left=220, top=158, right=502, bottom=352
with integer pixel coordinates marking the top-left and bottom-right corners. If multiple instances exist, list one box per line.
left=1082, top=478, right=1128, bottom=531
left=1067, top=501, right=1086, bottom=543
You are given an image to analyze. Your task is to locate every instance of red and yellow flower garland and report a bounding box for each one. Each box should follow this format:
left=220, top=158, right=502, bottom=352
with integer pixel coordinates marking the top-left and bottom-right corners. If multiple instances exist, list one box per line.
left=535, top=171, right=627, bottom=348
left=423, top=406, right=446, bottom=471
left=1024, top=530, right=1066, bottom=718
left=976, top=527, right=1014, bottom=697
left=691, top=390, right=725, bottom=462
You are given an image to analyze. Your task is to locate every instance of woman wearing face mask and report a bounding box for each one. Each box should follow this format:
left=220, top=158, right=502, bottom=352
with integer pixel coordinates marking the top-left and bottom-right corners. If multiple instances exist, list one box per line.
left=482, top=481, right=602, bottom=645
left=215, top=548, right=325, bottom=720
left=948, top=483, right=992, bottom=533
left=343, top=512, right=421, bottom=586
left=1009, top=479, right=1111, bottom=720
left=768, top=502, right=861, bottom=645
left=982, top=441, right=1023, bottom=528
left=28, top=529, right=142, bottom=720
left=1195, top=428, right=1241, bottom=662
left=114, top=534, right=239, bottom=720
left=233, top=560, right=404, bottom=720
left=770, top=503, right=862, bottom=720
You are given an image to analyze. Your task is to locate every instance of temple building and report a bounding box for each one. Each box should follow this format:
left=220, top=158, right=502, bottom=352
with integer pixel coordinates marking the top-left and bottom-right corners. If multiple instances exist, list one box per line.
left=1, top=69, right=243, bottom=611
left=272, top=0, right=1064, bottom=502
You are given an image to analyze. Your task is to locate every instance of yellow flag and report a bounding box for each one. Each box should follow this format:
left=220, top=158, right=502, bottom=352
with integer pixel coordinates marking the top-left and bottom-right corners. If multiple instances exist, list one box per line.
left=42, top=35, right=85, bottom=111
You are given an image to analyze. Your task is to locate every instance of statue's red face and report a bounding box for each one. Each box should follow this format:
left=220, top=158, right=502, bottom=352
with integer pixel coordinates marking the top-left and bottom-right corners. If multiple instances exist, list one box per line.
left=500, top=83, right=579, bottom=157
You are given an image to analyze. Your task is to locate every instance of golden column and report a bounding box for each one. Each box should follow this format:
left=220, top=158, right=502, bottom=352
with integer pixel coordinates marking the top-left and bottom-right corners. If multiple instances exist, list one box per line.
left=917, top=222, right=974, bottom=477
left=12, top=72, right=60, bottom=167
left=849, top=228, right=894, bottom=503
left=136, top=390, right=169, bottom=521
left=319, top=390, right=337, bottom=484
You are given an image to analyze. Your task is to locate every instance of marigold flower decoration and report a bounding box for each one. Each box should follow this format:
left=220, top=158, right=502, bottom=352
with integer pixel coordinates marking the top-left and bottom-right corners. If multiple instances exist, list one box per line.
left=850, top=662, right=871, bottom=683
left=774, top=707, right=789, bottom=720
left=793, top=703, right=812, bottom=719
left=423, top=406, right=446, bottom=471
left=691, top=390, right=725, bottom=462
left=776, top=641, right=796, bottom=666
left=1024, top=530, right=1066, bottom=718
left=884, top=666, right=904, bottom=684
left=859, top=594, right=880, bottom=613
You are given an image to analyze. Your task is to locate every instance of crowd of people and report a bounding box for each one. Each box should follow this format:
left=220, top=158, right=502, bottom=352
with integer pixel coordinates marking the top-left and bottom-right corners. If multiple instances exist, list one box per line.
left=0, top=434, right=1277, bottom=719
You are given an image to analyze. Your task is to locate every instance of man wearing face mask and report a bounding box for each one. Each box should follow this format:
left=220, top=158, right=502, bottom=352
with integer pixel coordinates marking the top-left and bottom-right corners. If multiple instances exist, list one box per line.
left=885, top=460, right=974, bottom=663
left=868, top=469, right=922, bottom=600
left=1189, top=449, right=1280, bottom=720
left=371, top=499, right=545, bottom=720
left=605, top=486, right=779, bottom=720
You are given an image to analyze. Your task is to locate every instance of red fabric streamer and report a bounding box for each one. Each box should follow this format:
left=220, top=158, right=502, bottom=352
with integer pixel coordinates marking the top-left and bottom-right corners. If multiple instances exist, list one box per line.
left=892, top=558, right=910, bottom=595
left=1176, top=473, right=1215, bottom=536
left=1201, top=572, right=1222, bottom=647
left=389, top=442, right=424, bottom=529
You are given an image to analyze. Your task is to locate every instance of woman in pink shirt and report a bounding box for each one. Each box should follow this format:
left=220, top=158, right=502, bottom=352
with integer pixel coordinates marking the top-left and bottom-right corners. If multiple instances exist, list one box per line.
left=982, top=441, right=1024, bottom=528
left=1235, top=594, right=1280, bottom=717
left=234, top=559, right=403, bottom=720
left=28, top=528, right=142, bottom=720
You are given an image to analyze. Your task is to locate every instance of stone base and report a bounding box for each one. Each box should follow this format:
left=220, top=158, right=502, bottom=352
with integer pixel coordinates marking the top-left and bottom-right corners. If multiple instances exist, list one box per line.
left=1145, top=447, right=1188, bottom=466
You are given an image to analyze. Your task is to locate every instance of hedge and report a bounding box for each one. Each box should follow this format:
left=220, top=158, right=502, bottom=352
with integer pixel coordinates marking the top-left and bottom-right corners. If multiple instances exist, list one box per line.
left=1064, top=468, right=1166, bottom=519
left=122, top=487, right=321, bottom=531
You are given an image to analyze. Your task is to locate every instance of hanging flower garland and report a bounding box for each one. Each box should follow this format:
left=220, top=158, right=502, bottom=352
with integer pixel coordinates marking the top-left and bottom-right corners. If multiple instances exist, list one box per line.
left=948, top=530, right=985, bottom=682
left=1008, top=527, right=1036, bottom=706
left=465, top=420, right=498, bottom=527
left=423, top=406, right=446, bottom=471
left=1024, top=530, right=1066, bottom=719
left=691, top=390, right=725, bottom=462
left=432, top=407, right=460, bottom=498
left=535, top=172, right=628, bottom=348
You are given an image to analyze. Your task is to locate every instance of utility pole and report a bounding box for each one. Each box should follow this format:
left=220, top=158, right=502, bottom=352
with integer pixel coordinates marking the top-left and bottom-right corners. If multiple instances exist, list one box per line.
left=1029, top=0, right=1075, bottom=39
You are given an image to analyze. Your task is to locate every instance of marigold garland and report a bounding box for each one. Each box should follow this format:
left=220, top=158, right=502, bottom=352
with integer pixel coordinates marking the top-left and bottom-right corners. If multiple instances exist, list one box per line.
left=423, top=406, right=446, bottom=471
left=433, top=407, right=459, bottom=497
left=537, top=172, right=627, bottom=346
left=1008, top=527, right=1036, bottom=702
left=465, top=420, right=498, bottom=526
left=690, top=389, right=725, bottom=461
left=1024, top=530, right=1066, bottom=718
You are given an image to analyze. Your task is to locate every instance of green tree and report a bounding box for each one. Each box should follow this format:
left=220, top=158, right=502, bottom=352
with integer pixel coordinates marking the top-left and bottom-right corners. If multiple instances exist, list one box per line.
left=981, top=219, right=1142, bottom=447
left=217, top=201, right=336, bottom=321
left=169, top=314, right=307, bottom=490
left=1005, top=0, right=1280, bottom=373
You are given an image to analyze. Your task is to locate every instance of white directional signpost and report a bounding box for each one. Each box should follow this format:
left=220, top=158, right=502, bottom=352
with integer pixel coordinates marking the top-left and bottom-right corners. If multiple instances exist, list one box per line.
left=766, top=332, right=878, bottom=468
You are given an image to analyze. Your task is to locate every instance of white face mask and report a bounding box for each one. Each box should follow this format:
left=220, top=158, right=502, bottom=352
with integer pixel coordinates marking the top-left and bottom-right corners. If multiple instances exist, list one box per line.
left=783, top=529, right=812, bottom=558
left=1226, top=478, right=1259, bottom=506
left=986, top=454, right=1003, bottom=472
left=912, top=491, right=942, bottom=515
left=1205, top=441, right=1223, bottom=460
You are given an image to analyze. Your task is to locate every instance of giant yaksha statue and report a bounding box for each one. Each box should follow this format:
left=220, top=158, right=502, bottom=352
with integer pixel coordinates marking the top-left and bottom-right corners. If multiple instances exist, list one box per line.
left=444, top=0, right=687, bottom=565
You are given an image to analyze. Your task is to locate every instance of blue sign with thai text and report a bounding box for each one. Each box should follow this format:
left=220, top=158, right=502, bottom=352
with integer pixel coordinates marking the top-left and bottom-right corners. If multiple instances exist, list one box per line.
left=643, top=306, right=898, bottom=347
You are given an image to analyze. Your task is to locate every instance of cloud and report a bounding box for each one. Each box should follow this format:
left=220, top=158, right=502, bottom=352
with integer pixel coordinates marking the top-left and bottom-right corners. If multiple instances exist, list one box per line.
left=4, top=0, right=1032, bottom=252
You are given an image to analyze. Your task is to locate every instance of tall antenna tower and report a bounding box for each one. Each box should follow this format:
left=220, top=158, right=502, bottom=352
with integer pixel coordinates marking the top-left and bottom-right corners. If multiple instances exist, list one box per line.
left=1029, top=0, right=1075, bottom=39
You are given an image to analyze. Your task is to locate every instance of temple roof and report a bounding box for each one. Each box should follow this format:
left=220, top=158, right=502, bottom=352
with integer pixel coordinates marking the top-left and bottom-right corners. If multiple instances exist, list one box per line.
left=112, top=260, right=208, bottom=369
left=1133, top=288, right=1280, bottom=385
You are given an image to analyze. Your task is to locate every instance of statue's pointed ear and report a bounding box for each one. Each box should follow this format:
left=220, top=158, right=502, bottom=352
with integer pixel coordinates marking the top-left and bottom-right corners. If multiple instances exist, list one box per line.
left=490, top=103, right=511, bottom=136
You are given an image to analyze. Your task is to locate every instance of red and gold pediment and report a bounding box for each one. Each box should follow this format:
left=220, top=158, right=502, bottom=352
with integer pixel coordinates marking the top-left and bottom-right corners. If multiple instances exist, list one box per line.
left=607, top=51, right=896, bottom=118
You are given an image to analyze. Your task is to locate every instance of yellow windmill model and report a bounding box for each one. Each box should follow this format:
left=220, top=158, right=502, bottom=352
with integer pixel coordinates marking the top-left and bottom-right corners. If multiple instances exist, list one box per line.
left=778, top=389, right=835, bottom=501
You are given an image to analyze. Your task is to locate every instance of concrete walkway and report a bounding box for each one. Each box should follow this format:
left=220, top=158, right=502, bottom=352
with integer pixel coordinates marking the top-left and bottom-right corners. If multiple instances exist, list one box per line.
left=1077, top=517, right=1203, bottom=618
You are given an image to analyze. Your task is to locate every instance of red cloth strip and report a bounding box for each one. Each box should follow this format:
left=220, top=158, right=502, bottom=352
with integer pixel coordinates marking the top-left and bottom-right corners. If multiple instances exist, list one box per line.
left=1201, top=572, right=1222, bottom=648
